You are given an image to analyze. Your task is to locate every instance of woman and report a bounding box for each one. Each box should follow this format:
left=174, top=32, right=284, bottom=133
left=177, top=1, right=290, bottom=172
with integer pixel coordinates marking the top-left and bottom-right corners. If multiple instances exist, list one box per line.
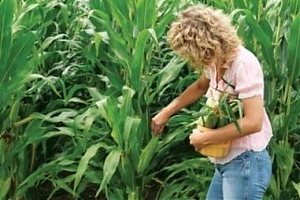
left=151, top=4, right=272, bottom=200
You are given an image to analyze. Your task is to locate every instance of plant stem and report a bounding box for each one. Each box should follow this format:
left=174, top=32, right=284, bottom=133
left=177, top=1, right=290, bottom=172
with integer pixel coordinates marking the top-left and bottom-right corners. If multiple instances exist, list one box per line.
left=12, top=116, right=33, bottom=127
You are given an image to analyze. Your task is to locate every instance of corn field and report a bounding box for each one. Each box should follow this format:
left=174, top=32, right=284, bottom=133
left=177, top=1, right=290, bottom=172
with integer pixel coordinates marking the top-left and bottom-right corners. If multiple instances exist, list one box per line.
left=0, top=0, right=299, bottom=199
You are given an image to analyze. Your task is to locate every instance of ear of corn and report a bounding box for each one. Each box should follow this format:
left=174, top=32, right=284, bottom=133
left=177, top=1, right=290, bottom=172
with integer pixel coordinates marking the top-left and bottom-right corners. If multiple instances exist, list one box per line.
left=196, top=94, right=243, bottom=131
left=216, top=116, right=229, bottom=128
left=196, top=106, right=218, bottom=128
left=203, top=112, right=219, bottom=128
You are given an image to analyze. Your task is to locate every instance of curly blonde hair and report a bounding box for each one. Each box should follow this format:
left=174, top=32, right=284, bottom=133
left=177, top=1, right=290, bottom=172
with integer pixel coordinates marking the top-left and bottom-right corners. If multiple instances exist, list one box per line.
left=167, top=4, right=242, bottom=70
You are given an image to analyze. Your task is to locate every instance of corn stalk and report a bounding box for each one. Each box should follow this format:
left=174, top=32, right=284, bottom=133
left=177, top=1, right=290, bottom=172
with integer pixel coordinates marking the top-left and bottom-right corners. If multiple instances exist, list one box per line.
left=79, top=0, right=184, bottom=199
left=231, top=0, right=300, bottom=199
left=0, top=0, right=37, bottom=199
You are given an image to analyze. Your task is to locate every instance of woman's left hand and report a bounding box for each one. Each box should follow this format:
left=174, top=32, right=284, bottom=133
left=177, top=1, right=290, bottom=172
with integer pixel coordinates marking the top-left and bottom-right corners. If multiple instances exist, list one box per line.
left=189, top=129, right=206, bottom=151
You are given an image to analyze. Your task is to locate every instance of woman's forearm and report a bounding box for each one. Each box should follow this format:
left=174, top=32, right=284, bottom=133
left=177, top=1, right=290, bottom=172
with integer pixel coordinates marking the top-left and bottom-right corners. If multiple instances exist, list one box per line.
left=200, top=117, right=262, bottom=145
left=152, top=75, right=209, bottom=135
left=161, top=76, right=209, bottom=117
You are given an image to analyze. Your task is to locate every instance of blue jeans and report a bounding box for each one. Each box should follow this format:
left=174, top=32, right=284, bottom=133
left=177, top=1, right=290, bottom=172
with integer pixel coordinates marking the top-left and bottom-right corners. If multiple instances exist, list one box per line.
left=206, top=149, right=272, bottom=200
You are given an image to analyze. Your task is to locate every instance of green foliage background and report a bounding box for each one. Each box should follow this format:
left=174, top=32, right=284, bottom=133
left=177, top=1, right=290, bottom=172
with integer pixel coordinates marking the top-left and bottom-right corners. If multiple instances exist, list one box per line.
left=0, top=0, right=299, bottom=199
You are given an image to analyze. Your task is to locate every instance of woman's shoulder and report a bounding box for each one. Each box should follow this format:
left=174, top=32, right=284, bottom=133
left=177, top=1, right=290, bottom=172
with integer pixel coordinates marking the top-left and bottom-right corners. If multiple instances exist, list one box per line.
left=225, top=46, right=263, bottom=85
left=235, top=46, right=260, bottom=65
left=230, top=46, right=261, bottom=73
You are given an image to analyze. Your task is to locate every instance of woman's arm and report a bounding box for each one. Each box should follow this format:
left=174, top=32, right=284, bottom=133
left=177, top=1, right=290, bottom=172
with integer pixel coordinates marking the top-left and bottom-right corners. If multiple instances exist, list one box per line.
left=152, top=75, right=210, bottom=135
left=189, top=95, right=263, bottom=147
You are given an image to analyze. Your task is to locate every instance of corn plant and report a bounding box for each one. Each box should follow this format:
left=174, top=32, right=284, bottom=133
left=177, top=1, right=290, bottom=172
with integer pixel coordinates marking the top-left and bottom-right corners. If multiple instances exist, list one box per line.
left=8, top=0, right=195, bottom=199
left=230, top=0, right=300, bottom=199
left=0, top=0, right=37, bottom=199
left=0, top=0, right=100, bottom=199
left=83, top=0, right=193, bottom=198
left=153, top=0, right=300, bottom=199
left=157, top=157, right=213, bottom=199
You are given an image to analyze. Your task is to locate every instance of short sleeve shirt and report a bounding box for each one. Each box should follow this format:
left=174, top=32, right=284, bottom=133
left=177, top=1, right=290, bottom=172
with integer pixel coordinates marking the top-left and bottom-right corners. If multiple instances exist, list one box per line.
left=203, top=46, right=273, bottom=164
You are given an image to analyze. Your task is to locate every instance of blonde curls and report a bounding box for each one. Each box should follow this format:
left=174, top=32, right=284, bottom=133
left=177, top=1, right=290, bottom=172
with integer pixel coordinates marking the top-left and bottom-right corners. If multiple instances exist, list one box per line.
left=167, top=4, right=242, bottom=70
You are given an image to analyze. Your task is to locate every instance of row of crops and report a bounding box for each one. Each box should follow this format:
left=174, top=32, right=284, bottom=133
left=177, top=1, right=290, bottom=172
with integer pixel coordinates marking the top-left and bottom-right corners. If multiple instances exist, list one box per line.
left=0, top=0, right=299, bottom=199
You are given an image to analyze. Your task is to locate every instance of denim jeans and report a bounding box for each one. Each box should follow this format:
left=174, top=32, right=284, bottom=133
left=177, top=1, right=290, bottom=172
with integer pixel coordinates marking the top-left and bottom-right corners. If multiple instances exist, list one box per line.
left=206, top=149, right=272, bottom=200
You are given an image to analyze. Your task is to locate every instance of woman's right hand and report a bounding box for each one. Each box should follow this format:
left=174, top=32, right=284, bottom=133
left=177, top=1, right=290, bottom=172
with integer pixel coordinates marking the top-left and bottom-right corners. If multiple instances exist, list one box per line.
left=151, top=111, right=170, bottom=136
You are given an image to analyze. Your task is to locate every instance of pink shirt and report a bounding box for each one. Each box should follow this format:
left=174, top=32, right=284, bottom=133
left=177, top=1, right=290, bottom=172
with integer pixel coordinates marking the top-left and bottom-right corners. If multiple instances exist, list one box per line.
left=203, top=46, right=273, bottom=164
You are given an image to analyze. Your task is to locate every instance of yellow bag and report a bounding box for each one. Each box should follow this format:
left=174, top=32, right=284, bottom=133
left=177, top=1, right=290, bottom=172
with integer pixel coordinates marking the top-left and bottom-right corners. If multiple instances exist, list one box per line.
left=197, top=126, right=231, bottom=158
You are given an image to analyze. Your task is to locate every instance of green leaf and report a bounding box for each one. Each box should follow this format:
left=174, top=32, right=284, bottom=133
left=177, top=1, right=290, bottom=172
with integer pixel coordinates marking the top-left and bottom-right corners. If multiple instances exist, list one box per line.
left=98, top=64, right=123, bottom=90
left=41, top=34, right=66, bottom=50
left=287, top=14, right=300, bottom=84
left=131, top=29, right=152, bottom=91
left=54, top=179, right=79, bottom=198
left=74, top=142, right=111, bottom=191
left=292, top=182, right=300, bottom=197
left=107, top=0, right=133, bottom=46
left=0, top=33, right=35, bottom=85
left=89, top=10, right=131, bottom=66
left=137, top=136, right=159, bottom=174
left=157, top=57, right=186, bottom=90
left=269, top=175, right=279, bottom=199
left=0, top=32, right=36, bottom=109
left=0, top=178, right=11, bottom=200
left=0, top=0, right=14, bottom=64
left=240, top=9, right=277, bottom=75
left=87, top=87, right=105, bottom=101
left=136, top=0, right=156, bottom=29
left=120, top=86, right=135, bottom=121
left=33, top=109, right=77, bottom=123
left=96, top=97, right=123, bottom=147
left=97, top=149, right=122, bottom=196
left=119, top=154, right=136, bottom=191
left=289, top=0, right=300, bottom=16
left=155, top=0, right=180, bottom=37
left=123, top=116, right=141, bottom=168
left=279, top=142, right=294, bottom=188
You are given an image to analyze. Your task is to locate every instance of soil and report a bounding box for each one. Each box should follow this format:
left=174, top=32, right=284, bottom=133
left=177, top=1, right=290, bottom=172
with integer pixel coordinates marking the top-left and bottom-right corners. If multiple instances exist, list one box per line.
left=35, top=182, right=105, bottom=200
left=35, top=180, right=160, bottom=200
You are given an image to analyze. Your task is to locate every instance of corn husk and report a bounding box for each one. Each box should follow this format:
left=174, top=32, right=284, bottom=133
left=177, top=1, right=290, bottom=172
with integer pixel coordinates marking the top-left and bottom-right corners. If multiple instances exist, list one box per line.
left=195, top=94, right=243, bottom=158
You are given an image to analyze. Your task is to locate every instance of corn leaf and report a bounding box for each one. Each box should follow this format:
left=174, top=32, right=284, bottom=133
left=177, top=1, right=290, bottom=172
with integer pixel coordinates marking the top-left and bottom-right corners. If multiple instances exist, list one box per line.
left=98, top=64, right=123, bottom=90
left=119, top=154, right=135, bottom=191
left=0, top=0, right=14, bottom=64
left=287, top=14, right=300, bottom=84
left=131, top=29, right=152, bottom=91
left=269, top=175, right=279, bottom=200
left=120, top=86, right=135, bottom=124
left=97, top=149, right=122, bottom=196
left=1, top=34, right=35, bottom=84
left=137, top=136, right=159, bottom=174
left=74, top=142, right=111, bottom=191
left=106, top=188, right=124, bottom=200
left=123, top=116, right=141, bottom=168
left=157, top=57, right=186, bottom=89
left=289, top=0, right=300, bottom=16
left=0, top=178, right=11, bottom=200
left=239, top=9, right=277, bottom=76
left=279, top=142, right=294, bottom=188
left=54, top=179, right=79, bottom=198
left=96, top=97, right=123, bottom=147
left=292, top=182, right=300, bottom=197
left=107, top=0, right=132, bottom=46
left=87, top=87, right=105, bottom=101
left=155, top=0, right=180, bottom=37
left=0, top=31, right=35, bottom=109
left=89, top=10, right=131, bottom=65
left=41, top=34, right=66, bottom=50
left=136, top=0, right=156, bottom=29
